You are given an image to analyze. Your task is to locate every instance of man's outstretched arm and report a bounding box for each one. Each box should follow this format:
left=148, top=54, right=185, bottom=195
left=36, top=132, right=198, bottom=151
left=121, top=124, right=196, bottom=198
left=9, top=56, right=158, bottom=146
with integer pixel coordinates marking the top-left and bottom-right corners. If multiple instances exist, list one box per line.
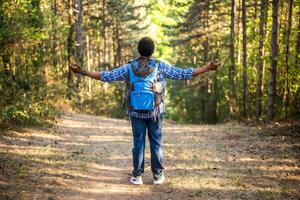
left=192, top=60, right=223, bottom=77
left=160, top=59, right=223, bottom=80
left=69, top=63, right=128, bottom=82
left=69, top=63, right=101, bottom=80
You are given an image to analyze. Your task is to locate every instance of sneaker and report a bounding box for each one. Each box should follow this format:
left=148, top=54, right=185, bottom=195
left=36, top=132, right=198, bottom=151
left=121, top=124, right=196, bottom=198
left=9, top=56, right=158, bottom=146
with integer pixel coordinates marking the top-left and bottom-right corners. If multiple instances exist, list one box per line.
left=153, top=173, right=165, bottom=185
left=130, top=176, right=143, bottom=185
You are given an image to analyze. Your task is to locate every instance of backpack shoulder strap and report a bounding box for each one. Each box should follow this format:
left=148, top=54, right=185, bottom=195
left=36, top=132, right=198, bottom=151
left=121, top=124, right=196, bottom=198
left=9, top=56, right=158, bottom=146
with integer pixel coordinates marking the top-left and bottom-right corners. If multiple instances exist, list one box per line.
left=152, top=59, right=161, bottom=81
left=126, top=58, right=139, bottom=80
left=125, top=59, right=137, bottom=89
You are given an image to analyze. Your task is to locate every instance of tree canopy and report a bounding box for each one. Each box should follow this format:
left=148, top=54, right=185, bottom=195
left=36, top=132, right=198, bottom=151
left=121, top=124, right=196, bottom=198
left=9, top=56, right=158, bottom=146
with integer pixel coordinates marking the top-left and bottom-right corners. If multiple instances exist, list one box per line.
left=0, top=0, right=299, bottom=125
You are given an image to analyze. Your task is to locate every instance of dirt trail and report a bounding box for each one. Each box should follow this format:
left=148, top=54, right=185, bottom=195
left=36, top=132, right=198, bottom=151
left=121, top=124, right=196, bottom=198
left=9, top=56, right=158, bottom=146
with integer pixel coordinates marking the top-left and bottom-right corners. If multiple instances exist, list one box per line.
left=1, top=112, right=299, bottom=200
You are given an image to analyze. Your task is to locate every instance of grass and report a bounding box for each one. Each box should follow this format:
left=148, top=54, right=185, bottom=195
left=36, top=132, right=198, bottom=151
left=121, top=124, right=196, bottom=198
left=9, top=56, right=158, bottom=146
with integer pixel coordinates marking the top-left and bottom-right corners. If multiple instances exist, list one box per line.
left=232, top=176, right=246, bottom=188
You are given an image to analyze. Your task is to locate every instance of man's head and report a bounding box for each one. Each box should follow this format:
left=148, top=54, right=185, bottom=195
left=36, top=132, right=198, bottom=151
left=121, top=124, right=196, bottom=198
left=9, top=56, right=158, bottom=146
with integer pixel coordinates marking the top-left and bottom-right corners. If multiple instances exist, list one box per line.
left=138, top=37, right=155, bottom=57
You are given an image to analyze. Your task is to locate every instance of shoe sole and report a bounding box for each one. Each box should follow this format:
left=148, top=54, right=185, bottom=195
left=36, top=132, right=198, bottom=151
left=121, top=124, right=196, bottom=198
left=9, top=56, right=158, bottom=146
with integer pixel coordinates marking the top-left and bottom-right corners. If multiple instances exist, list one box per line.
left=130, top=180, right=143, bottom=185
left=153, top=178, right=165, bottom=185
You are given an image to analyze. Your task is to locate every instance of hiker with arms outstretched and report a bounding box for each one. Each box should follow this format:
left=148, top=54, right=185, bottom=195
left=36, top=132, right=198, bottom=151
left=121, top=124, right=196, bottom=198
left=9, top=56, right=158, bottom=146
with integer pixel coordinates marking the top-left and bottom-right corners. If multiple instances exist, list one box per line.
left=69, top=37, right=222, bottom=185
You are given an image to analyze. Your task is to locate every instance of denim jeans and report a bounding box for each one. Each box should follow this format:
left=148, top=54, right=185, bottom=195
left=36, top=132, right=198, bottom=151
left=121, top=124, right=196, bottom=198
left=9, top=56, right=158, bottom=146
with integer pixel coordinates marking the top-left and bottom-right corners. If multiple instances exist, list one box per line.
left=130, top=114, right=164, bottom=177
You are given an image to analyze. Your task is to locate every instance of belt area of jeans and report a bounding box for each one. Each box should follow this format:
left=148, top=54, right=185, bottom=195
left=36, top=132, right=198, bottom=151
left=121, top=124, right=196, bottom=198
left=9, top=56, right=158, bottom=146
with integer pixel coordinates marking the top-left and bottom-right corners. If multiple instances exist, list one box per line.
left=131, top=110, right=152, bottom=114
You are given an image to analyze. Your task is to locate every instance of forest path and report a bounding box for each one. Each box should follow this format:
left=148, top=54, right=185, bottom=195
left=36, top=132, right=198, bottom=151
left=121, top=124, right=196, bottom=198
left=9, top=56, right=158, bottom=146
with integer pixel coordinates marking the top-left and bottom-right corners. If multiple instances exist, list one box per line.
left=0, top=112, right=299, bottom=200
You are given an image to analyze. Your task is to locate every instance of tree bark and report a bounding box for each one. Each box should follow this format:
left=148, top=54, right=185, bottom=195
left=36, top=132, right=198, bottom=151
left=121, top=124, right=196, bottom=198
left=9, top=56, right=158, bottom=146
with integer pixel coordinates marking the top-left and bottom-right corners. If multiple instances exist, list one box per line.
left=67, top=0, right=74, bottom=100
left=202, top=0, right=210, bottom=123
left=51, top=0, right=57, bottom=71
left=283, top=0, right=294, bottom=119
left=203, top=38, right=209, bottom=122
left=242, top=0, right=247, bottom=118
left=75, top=0, right=83, bottom=102
left=229, top=0, right=237, bottom=117
left=295, top=3, right=300, bottom=67
left=86, top=34, right=92, bottom=97
left=237, top=0, right=241, bottom=65
left=256, top=0, right=269, bottom=117
left=102, top=0, right=109, bottom=92
left=268, top=0, right=279, bottom=120
left=97, top=28, right=101, bottom=69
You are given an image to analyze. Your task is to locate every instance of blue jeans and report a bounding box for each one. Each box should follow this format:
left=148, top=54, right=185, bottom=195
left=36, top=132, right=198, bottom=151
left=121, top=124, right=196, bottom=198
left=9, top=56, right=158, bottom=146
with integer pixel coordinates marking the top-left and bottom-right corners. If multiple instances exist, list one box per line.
left=130, top=114, right=164, bottom=177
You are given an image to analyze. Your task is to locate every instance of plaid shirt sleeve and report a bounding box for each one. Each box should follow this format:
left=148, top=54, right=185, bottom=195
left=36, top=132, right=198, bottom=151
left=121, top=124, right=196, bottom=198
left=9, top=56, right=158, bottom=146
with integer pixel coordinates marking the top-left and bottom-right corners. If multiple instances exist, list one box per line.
left=159, top=61, right=195, bottom=80
left=99, top=63, right=129, bottom=82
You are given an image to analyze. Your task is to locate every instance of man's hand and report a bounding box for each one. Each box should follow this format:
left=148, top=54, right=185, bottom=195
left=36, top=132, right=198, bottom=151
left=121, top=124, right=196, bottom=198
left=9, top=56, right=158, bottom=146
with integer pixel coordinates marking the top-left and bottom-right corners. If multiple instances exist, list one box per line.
left=193, top=59, right=223, bottom=77
left=69, top=63, right=101, bottom=80
left=206, top=60, right=223, bottom=71
left=69, top=63, right=84, bottom=74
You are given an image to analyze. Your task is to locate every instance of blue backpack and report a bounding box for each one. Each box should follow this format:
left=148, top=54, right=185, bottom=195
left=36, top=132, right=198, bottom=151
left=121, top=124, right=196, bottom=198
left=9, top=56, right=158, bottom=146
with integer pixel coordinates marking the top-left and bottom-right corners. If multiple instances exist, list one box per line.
left=124, top=60, right=164, bottom=112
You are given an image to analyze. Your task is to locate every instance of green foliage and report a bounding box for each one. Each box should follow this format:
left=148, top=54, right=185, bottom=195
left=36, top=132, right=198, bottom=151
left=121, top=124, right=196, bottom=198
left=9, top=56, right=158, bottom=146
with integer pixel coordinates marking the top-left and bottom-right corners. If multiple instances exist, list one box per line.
left=0, top=0, right=59, bottom=127
left=0, top=69, right=60, bottom=125
left=156, top=0, right=300, bottom=123
left=1, top=0, right=299, bottom=126
left=77, top=83, right=127, bottom=119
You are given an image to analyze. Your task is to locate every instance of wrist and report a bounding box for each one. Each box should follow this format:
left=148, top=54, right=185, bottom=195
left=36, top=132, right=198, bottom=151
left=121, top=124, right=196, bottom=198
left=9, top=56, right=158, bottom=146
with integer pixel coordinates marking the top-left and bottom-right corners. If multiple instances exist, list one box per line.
left=80, top=69, right=87, bottom=76
left=204, top=64, right=210, bottom=71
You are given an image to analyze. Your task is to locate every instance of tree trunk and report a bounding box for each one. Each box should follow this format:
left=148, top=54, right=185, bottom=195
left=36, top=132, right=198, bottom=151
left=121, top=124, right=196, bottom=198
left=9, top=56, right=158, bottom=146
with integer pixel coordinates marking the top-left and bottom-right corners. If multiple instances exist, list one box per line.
left=202, top=0, right=210, bottom=123
left=229, top=0, right=237, bottom=117
left=97, top=28, right=101, bottom=69
left=116, top=22, right=121, bottom=66
left=102, top=0, right=107, bottom=64
left=112, top=18, right=118, bottom=67
left=67, top=0, right=74, bottom=100
left=86, top=35, right=92, bottom=97
left=283, top=0, right=293, bottom=119
left=268, top=0, right=279, bottom=120
left=51, top=0, right=57, bottom=71
left=256, top=0, right=269, bottom=117
left=237, top=0, right=241, bottom=65
left=242, top=0, right=247, bottom=118
left=203, top=38, right=209, bottom=123
left=102, top=0, right=108, bottom=92
left=75, top=0, right=83, bottom=102
left=295, top=3, right=300, bottom=67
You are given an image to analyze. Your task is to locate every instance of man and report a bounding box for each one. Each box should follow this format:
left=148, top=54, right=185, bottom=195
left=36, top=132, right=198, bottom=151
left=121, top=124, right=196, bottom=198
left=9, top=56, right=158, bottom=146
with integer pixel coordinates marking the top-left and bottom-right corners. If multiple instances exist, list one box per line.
left=69, top=37, right=222, bottom=185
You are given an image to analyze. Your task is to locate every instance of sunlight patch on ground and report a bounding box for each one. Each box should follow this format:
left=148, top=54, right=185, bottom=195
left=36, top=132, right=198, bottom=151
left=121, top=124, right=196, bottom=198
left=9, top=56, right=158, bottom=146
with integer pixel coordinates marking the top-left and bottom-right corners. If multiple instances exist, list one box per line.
left=1, top=113, right=299, bottom=200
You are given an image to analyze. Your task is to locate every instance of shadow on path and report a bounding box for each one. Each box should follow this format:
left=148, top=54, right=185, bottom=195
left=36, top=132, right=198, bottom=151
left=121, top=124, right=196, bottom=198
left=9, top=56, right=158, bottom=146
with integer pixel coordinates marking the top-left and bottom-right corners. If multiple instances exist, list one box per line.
left=0, top=112, right=299, bottom=200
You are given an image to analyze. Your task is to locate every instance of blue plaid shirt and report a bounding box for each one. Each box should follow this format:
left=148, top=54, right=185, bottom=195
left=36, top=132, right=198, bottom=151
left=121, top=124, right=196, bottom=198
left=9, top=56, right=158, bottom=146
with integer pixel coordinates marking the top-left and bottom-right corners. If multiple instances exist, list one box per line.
left=99, top=59, right=195, bottom=119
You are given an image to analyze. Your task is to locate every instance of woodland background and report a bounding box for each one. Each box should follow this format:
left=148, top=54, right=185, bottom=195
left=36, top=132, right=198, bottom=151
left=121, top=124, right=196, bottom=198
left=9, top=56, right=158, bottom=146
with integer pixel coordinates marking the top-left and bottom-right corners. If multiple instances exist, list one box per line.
left=0, top=0, right=299, bottom=126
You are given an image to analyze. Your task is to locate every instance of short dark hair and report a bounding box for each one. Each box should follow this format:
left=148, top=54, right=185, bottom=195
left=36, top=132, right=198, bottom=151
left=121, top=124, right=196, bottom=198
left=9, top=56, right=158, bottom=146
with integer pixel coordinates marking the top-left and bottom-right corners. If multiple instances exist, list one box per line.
left=138, top=37, right=155, bottom=57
